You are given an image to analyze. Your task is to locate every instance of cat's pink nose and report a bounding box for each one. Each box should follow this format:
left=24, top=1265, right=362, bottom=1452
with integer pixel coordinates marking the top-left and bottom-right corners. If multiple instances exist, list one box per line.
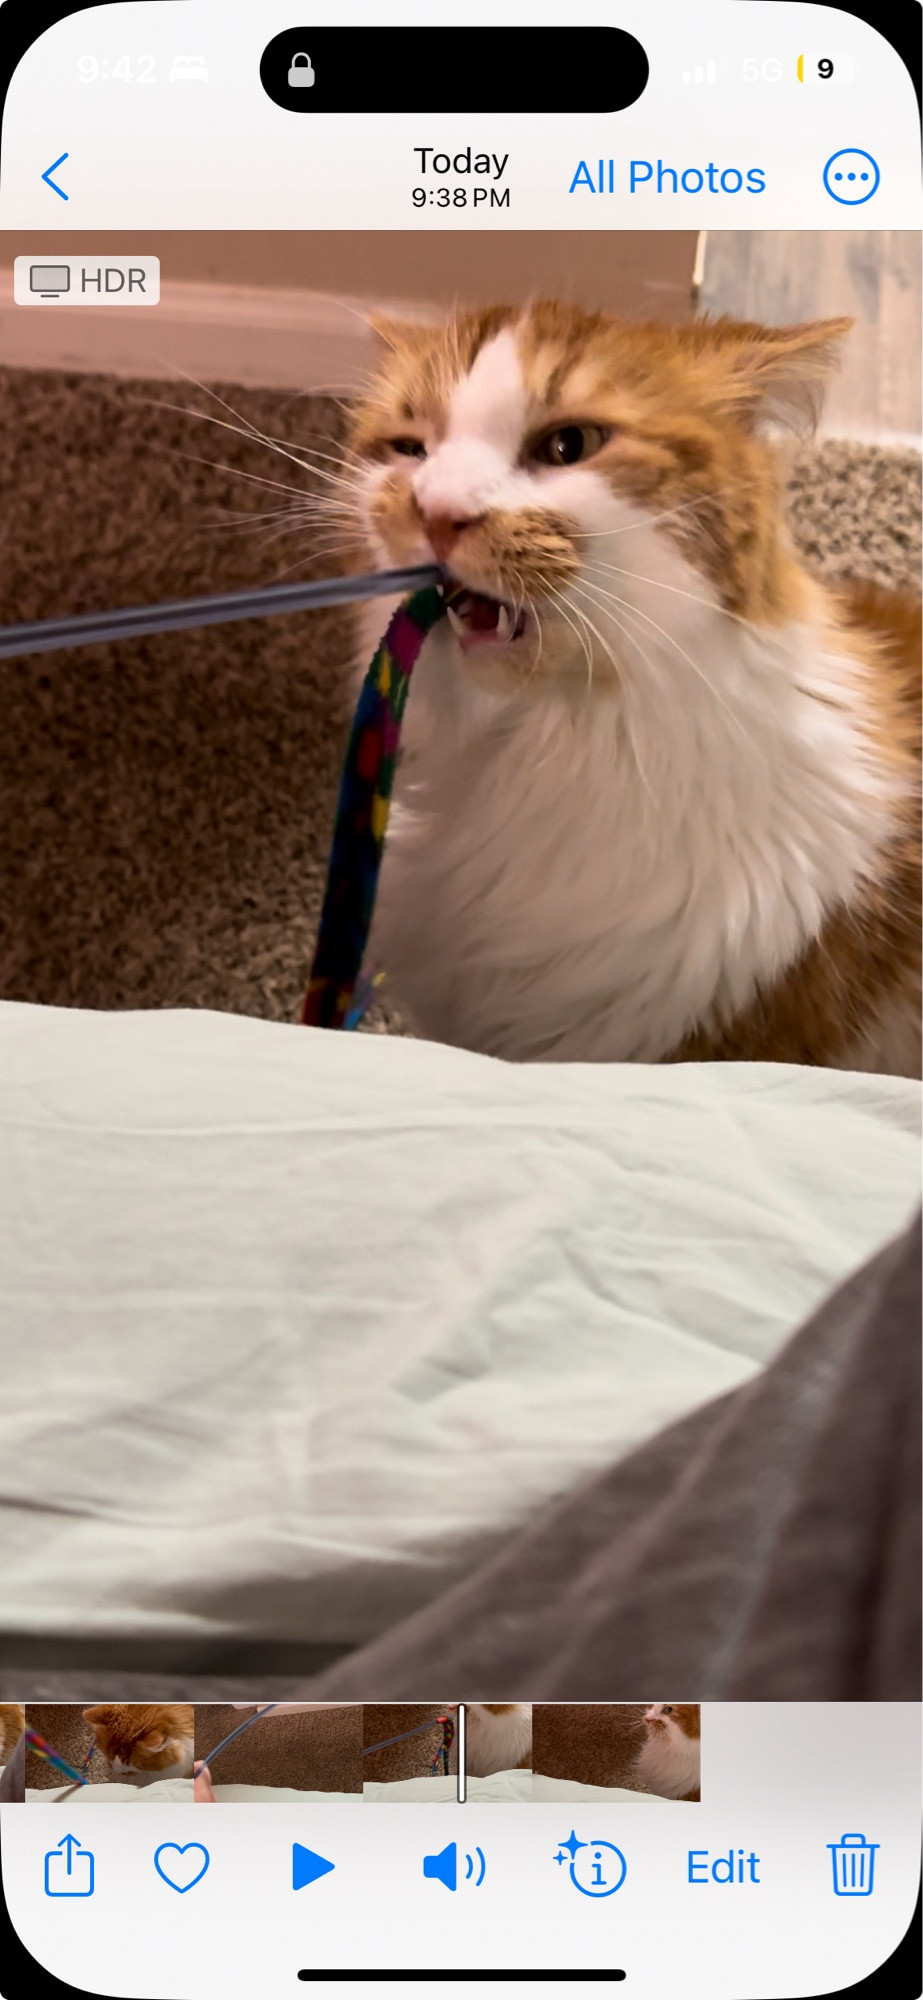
left=421, top=513, right=482, bottom=563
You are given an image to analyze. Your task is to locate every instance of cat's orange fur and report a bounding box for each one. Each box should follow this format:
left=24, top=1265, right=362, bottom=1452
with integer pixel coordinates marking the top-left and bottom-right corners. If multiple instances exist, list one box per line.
left=0, top=1704, right=24, bottom=1763
left=644, top=1701, right=700, bottom=1741
left=356, top=307, right=846, bottom=629
left=346, top=304, right=921, bottom=1074
left=82, top=1703, right=194, bottom=1776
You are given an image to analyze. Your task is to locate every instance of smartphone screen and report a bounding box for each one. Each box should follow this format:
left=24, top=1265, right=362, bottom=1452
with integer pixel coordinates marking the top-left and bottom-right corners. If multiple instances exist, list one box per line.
left=0, top=4, right=920, bottom=1997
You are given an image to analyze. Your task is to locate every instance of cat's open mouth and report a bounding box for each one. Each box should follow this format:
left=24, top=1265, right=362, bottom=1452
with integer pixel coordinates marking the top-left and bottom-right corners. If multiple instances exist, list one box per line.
left=444, top=581, right=528, bottom=650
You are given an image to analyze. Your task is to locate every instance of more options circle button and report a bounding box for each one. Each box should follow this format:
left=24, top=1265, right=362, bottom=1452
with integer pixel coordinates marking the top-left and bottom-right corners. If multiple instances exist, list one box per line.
left=823, top=149, right=880, bottom=204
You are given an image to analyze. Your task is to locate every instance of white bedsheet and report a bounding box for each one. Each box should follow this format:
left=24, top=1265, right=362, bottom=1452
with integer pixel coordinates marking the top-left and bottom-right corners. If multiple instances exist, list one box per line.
left=209, top=1785, right=361, bottom=1803
left=364, top=1775, right=459, bottom=1802
left=1, top=1002, right=919, bottom=1656
left=532, top=1776, right=669, bottom=1803
left=364, top=1771, right=534, bottom=1802
left=26, top=1780, right=193, bottom=1804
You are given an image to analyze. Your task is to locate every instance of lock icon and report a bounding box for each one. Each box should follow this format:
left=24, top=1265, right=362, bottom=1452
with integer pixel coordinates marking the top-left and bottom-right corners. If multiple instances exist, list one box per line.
left=288, top=51, right=315, bottom=87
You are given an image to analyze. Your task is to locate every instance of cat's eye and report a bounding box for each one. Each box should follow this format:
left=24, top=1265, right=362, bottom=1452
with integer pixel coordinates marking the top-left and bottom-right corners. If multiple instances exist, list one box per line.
left=662, top=1705, right=674, bottom=1713
left=532, top=423, right=609, bottom=468
left=389, top=437, right=427, bottom=459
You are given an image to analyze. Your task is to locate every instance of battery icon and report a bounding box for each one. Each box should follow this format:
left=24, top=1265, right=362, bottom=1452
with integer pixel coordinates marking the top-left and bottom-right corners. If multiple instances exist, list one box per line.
left=828, top=1833, right=879, bottom=1896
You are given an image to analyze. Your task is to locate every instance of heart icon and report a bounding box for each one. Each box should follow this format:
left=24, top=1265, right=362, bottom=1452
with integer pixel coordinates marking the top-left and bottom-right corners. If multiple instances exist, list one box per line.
left=153, top=1842, right=210, bottom=1893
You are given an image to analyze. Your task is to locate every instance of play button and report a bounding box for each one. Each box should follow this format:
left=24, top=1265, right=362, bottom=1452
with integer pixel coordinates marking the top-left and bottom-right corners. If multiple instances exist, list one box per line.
left=292, top=1843, right=335, bottom=1891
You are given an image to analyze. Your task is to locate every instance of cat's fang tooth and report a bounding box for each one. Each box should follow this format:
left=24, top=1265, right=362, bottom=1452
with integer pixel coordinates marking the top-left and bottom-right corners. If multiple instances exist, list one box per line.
left=496, top=604, right=511, bottom=640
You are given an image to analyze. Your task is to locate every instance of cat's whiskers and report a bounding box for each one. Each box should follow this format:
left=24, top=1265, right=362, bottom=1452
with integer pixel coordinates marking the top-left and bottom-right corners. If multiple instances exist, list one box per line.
left=163, top=444, right=323, bottom=501
left=262, top=541, right=360, bottom=583
left=258, top=432, right=365, bottom=477
left=576, top=493, right=711, bottom=539
left=587, top=556, right=755, bottom=633
left=245, top=503, right=357, bottom=542
left=287, top=545, right=365, bottom=572
left=187, top=510, right=356, bottom=569
left=567, top=591, right=613, bottom=694
left=254, top=454, right=359, bottom=496
left=301, top=530, right=365, bottom=553
left=197, top=503, right=306, bottom=527
left=507, top=566, right=532, bottom=645
left=194, top=496, right=355, bottom=536
left=263, top=553, right=317, bottom=583
left=509, top=569, right=548, bottom=691
left=563, top=578, right=635, bottom=683
left=248, top=524, right=338, bottom=558
left=520, top=577, right=544, bottom=676
left=153, top=446, right=365, bottom=563
left=189, top=503, right=361, bottom=571
left=140, top=377, right=365, bottom=494
left=576, top=573, right=749, bottom=740
left=186, top=510, right=304, bottom=542
left=157, top=414, right=363, bottom=503
left=560, top=580, right=660, bottom=807
left=540, top=579, right=594, bottom=685
left=285, top=488, right=362, bottom=521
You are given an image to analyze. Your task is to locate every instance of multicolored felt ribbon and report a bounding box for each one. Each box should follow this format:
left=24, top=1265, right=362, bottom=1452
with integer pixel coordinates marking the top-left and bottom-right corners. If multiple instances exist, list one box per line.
left=24, top=1729, right=88, bottom=1786
left=430, top=1713, right=455, bottom=1776
left=302, top=585, right=446, bottom=1029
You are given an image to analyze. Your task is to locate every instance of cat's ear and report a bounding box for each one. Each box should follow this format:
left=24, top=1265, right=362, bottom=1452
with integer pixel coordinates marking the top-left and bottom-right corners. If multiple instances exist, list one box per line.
left=137, top=1729, right=167, bottom=1750
left=707, top=316, right=852, bottom=435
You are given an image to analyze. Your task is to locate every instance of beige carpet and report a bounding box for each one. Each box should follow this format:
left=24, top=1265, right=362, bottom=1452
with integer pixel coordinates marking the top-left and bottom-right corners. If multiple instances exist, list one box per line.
left=532, top=1703, right=653, bottom=1792
left=194, top=1703, right=362, bottom=1791
left=25, top=1700, right=364, bottom=1791
left=0, top=369, right=378, bottom=1025
left=25, top=1704, right=111, bottom=1789
left=0, top=365, right=919, bottom=1031
left=362, top=1703, right=458, bottom=1784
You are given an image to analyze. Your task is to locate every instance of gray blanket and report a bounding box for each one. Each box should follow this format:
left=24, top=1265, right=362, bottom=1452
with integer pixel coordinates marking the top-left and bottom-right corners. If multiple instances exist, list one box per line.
left=300, top=1209, right=921, bottom=1700
left=2, top=1213, right=917, bottom=1704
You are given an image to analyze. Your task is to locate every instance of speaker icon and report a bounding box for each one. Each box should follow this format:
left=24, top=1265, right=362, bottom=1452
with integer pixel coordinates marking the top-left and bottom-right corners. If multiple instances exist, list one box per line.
left=423, top=1841, right=486, bottom=1891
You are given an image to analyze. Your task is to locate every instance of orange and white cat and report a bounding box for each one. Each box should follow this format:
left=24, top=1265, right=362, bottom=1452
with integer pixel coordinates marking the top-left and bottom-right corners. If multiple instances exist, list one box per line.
left=0, top=1704, right=24, bottom=1765
left=345, top=305, right=920, bottom=1073
left=82, top=1704, right=194, bottom=1785
left=634, top=1703, right=701, bottom=1800
left=465, top=1703, right=532, bottom=1775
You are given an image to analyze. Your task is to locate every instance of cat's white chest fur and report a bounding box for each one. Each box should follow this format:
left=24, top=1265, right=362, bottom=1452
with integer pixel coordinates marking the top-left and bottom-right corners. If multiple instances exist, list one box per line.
left=635, top=1716, right=700, bottom=1798
left=371, top=601, right=896, bottom=1064
left=465, top=1704, right=532, bottom=1777
left=107, top=1750, right=192, bottom=1785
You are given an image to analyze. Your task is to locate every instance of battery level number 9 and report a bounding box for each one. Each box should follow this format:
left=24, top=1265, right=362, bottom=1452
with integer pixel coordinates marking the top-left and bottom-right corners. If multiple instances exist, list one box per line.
left=797, top=53, right=856, bottom=83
